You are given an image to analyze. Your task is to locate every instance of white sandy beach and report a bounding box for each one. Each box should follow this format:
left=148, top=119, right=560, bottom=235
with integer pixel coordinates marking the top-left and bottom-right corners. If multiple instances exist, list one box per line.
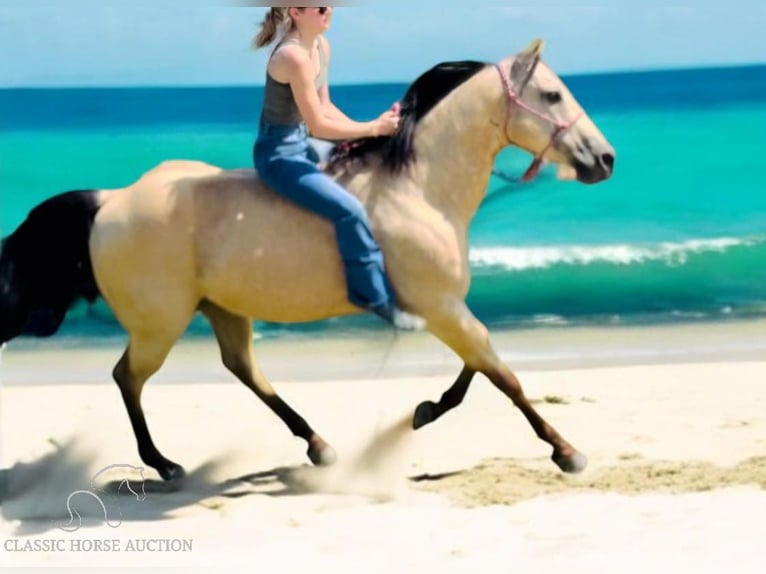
left=1, top=321, right=765, bottom=572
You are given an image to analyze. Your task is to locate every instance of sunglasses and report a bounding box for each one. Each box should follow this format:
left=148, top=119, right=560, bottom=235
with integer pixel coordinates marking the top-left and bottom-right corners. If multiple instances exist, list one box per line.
left=298, top=6, right=329, bottom=16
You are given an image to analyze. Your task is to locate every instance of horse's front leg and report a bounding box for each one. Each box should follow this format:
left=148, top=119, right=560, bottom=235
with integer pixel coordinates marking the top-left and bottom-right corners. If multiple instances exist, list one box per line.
left=422, top=303, right=587, bottom=474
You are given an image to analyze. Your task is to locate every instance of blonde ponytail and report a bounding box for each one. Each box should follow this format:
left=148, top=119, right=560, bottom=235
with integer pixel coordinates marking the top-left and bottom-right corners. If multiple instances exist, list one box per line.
left=252, top=8, right=292, bottom=49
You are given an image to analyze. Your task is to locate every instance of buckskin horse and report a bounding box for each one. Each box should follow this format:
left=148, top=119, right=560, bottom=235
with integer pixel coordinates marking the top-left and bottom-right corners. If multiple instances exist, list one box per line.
left=0, top=40, right=615, bottom=480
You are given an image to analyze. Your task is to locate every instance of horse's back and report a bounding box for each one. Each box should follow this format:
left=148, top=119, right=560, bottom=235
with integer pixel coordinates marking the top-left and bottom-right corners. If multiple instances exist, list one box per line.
left=191, top=168, right=355, bottom=321
left=90, top=160, right=354, bottom=326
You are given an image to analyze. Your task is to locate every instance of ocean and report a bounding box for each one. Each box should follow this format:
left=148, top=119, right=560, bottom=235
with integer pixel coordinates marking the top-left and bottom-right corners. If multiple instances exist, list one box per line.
left=2, top=64, right=766, bottom=342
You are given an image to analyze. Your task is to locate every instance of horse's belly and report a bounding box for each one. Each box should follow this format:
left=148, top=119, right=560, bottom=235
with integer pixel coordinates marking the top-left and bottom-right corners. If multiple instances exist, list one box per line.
left=197, top=234, right=360, bottom=322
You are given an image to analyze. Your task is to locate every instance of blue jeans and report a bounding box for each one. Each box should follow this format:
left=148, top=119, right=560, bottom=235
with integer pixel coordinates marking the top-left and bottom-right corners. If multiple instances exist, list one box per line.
left=253, top=121, right=394, bottom=312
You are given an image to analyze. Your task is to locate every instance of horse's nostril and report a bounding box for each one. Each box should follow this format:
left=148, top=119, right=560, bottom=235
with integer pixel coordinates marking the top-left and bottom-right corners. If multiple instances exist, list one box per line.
left=601, top=152, right=615, bottom=171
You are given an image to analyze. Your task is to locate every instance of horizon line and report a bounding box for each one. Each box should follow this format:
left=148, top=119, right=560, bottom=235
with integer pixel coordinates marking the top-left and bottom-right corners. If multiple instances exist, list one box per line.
left=1, top=61, right=764, bottom=91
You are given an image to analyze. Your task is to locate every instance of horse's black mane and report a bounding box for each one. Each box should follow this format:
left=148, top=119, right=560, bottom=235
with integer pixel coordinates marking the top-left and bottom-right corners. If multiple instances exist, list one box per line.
left=326, top=61, right=487, bottom=175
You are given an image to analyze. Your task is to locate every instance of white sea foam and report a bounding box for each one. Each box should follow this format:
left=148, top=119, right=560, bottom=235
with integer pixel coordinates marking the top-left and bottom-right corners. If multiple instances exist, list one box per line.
left=468, top=236, right=764, bottom=271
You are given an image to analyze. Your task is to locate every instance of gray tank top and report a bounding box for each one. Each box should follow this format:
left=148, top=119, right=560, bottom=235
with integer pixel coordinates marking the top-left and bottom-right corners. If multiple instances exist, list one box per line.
left=261, top=37, right=328, bottom=125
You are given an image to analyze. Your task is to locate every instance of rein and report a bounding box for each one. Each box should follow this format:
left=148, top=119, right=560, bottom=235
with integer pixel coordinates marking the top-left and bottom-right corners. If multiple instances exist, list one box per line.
left=495, top=63, right=582, bottom=181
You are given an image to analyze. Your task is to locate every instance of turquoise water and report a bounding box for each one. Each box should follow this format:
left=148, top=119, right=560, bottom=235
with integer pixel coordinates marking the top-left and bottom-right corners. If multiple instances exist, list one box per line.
left=1, top=65, right=765, bottom=337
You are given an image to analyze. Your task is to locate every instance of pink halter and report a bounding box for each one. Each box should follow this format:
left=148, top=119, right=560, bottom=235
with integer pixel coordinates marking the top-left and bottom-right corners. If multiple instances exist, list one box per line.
left=495, top=62, right=582, bottom=181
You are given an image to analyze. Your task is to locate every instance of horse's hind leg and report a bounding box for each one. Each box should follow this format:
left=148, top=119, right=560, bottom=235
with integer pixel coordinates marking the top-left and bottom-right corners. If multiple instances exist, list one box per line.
left=200, top=301, right=337, bottom=466
left=412, top=366, right=476, bottom=429
left=113, top=334, right=185, bottom=480
left=423, top=302, right=586, bottom=473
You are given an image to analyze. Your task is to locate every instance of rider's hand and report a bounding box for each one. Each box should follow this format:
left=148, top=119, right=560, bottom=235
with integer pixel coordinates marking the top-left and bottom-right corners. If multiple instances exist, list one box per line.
left=373, top=102, right=401, bottom=136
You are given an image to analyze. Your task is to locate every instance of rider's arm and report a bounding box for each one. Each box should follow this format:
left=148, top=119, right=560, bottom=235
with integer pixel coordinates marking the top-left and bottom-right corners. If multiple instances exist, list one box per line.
left=274, top=46, right=382, bottom=140
left=316, top=37, right=353, bottom=123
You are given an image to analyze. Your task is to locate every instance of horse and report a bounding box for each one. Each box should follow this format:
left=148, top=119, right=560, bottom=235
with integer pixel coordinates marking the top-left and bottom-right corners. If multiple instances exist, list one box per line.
left=0, top=40, right=615, bottom=481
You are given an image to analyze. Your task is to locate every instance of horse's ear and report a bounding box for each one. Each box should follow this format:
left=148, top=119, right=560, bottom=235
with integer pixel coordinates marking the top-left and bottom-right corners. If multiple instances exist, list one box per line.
left=522, top=38, right=545, bottom=59
left=511, top=38, right=545, bottom=89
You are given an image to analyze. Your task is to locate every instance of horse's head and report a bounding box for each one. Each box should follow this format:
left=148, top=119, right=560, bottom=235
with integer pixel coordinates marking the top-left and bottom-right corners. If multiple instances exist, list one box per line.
left=498, top=39, right=615, bottom=184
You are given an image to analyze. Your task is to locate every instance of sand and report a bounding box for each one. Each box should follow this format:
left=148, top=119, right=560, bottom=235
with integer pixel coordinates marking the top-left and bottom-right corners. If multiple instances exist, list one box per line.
left=1, top=323, right=765, bottom=572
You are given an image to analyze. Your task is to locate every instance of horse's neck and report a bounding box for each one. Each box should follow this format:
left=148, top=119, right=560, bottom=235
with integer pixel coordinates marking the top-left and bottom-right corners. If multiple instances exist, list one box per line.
left=412, top=68, right=505, bottom=225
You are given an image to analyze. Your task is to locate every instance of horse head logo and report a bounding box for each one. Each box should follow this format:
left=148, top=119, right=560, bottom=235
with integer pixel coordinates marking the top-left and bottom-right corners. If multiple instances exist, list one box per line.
left=58, top=464, right=147, bottom=532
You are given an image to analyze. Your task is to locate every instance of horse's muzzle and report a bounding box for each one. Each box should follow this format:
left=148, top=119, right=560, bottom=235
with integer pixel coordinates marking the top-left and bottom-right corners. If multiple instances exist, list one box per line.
left=574, top=149, right=615, bottom=184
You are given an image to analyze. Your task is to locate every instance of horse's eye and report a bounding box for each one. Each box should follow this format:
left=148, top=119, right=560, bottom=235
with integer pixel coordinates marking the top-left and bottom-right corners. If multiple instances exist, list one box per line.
left=542, top=91, right=562, bottom=105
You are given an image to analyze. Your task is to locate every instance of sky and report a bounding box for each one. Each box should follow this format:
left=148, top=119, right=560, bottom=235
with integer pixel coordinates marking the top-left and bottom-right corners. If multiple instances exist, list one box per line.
left=1, top=0, right=765, bottom=87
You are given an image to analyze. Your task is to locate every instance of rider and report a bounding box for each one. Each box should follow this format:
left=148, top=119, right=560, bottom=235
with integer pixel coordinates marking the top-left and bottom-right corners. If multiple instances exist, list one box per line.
left=252, top=6, right=424, bottom=331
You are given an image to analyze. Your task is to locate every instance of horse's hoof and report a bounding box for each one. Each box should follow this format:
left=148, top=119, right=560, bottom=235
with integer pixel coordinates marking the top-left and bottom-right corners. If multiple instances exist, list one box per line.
left=307, top=443, right=337, bottom=467
left=552, top=450, right=588, bottom=474
left=412, top=401, right=437, bottom=430
left=158, top=462, right=186, bottom=481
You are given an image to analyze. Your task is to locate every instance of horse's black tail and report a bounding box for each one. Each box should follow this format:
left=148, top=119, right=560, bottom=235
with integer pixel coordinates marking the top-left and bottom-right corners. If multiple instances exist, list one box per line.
left=0, top=190, right=103, bottom=344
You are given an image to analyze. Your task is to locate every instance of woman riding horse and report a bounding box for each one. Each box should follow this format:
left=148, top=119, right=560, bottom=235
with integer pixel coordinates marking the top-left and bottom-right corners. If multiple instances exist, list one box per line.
left=0, top=39, right=615, bottom=480
left=252, top=7, right=424, bottom=330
